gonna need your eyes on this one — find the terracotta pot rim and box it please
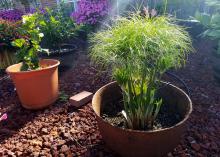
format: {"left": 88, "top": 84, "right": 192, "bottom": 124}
{"left": 92, "top": 81, "right": 193, "bottom": 134}
{"left": 6, "top": 59, "right": 60, "bottom": 74}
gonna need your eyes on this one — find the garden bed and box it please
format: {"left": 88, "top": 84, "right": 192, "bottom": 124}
{"left": 0, "top": 39, "right": 220, "bottom": 156}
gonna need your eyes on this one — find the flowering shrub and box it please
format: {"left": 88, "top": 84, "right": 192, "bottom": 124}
{"left": 29, "top": 7, "right": 46, "bottom": 14}
{"left": 0, "top": 19, "right": 24, "bottom": 49}
{"left": 71, "top": 0, "right": 110, "bottom": 25}
{"left": 33, "top": 7, "right": 79, "bottom": 50}
{"left": 0, "top": 9, "right": 24, "bottom": 21}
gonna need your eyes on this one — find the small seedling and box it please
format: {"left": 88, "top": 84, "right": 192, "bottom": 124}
{"left": 59, "top": 91, "right": 69, "bottom": 102}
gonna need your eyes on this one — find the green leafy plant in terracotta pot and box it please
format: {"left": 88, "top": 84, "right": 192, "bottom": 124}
{"left": 6, "top": 13, "right": 60, "bottom": 110}
{"left": 0, "top": 19, "right": 22, "bottom": 70}
{"left": 90, "top": 10, "right": 193, "bottom": 157}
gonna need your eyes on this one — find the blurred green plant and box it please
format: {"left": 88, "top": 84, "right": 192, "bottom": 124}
{"left": 59, "top": 91, "right": 69, "bottom": 102}
{"left": 19, "top": 0, "right": 39, "bottom": 12}
{"left": 58, "top": 0, "right": 74, "bottom": 17}
{"left": 11, "top": 13, "right": 46, "bottom": 71}
{"left": 194, "top": 0, "right": 220, "bottom": 54}
{"left": 36, "top": 7, "right": 80, "bottom": 50}
{"left": 0, "top": 0, "right": 14, "bottom": 9}
{"left": 90, "top": 12, "right": 193, "bottom": 130}
{"left": 0, "top": 19, "right": 23, "bottom": 69}
{"left": 120, "top": 0, "right": 202, "bottom": 18}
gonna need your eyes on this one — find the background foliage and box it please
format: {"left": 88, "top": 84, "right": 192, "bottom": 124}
{"left": 194, "top": 0, "right": 220, "bottom": 54}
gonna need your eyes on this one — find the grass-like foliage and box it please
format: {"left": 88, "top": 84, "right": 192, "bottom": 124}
{"left": 90, "top": 13, "right": 193, "bottom": 130}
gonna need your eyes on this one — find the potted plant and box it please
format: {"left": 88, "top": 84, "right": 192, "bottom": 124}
{"left": 35, "top": 6, "right": 80, "bottom": 71}
{"left": 90, "top": 10, "right": 193, "bottom": 157}
{"left": 6, "top": 13, "right": 60, "bottom": 110}
{"left": 0, "top": 19, "right": 21, "bottom": 70}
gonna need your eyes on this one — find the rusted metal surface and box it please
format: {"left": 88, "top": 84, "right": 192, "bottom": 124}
{"left": 92, "top": 81, "right": 192, "bottom": 157}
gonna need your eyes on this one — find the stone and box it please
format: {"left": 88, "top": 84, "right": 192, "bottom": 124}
{"left": 43, "top": 148, "right": 51, "bottom": 152}
{"left": 7, "top": 150, "right": 16, "bottom": 157}
{"left": 43, "top": 142, "right": 51, "bottom": 148}
{"left": 74, "top": 83, "right": 81, "bottom": 87}
{"left": 59, "top": 153, "right": 65, "bottom": 157}
{"left": 41, "top": 128, "right": 48, "bottom": 134}
{"left": 59, "top": 127, "right": 65, "bottom": 133}
{"left": 0, "top": 150, "right": 4, "bottom": 156}
{"left": 62, "top": 132, "right": 71, "bottom": 139}
{"left": 60, "top": 145, "right": 69, "bottom": 153}
{"left": 187, "top": 136, "right": 194, "bottom": 142}
{"left": 191, "top": 142, "right": 200, "bottom": 151}
{"left": 57, "top": 140, "right": 66, "bottom": 146}
{"left": 180, "top": 152, "right": 189, "bottom": 157}
{"left": 30, "top": 140, "right": 43, "bottom": 147}
{"left": 211, "top": 142, "right": 218, "bottom": 151}
{"left": 50, "top": 130, "right": 58, "bottom": 137}
{"left": 15, "top": 151, "right": 22, "bottom": 156}
{"left": 51, "top": 149, "right": 58, "bottom": 157}
{"left": 197, "top": 153, "right": 205, "bottom": 157}
{"left": 167, "top": 152, "right": 173, "bottom": 157}
{"left": 19, "top": 132, "right": 25, "bottom": 136}
{"left": 32, "top": 151, "right": 40, "bottom": 157}
{"left": 42, "top": 135, "right": 49, "bottom": 142}
{"left": 65, "top": 150, "right": 73, "bottom": 157}
{"left": 26, "top": 134, "right": 32, "bottom": 139}
{"left": 69, "top": 91, "right": 93, "bottom": 107}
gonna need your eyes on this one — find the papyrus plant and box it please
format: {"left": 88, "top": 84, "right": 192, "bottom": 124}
{"left": 91, "top": 12, "right": 192, "bottom": 130}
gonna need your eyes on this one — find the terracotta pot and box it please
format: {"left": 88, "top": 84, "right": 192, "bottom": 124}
{"left": 92, "top": 82, "right": 192, "bottom": 157}
{"left": 6, "top": 59, "right": 60, "bottom": 110}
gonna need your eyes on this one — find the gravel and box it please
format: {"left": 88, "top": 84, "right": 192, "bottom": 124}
{"left": 0, "top": 39, "right": 219, "bottom": 156}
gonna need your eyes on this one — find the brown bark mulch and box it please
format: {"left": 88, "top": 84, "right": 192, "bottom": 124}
{"left": 0, "top": 38, "right": 219, "bottom": 157}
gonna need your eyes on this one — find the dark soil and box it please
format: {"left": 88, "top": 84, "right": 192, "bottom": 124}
{"left": 102, "top": 100, "right": 126, "bottom": 129}
{"left": 155, "top": 103, "right": 182, "bottom": 129}
{"left": 102, "top": 100, "right": 182, "bottom": 130}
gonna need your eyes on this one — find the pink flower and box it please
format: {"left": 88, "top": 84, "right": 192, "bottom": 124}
{"left": 0, "top": 113, "right": 7, "bottom": 121}
{"left": 151, "top": 9, "right": 157, "bottom": 17}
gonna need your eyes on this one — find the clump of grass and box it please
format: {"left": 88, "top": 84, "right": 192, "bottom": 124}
{"left": 90, "top": 12, "right": 193, "bottom": 130}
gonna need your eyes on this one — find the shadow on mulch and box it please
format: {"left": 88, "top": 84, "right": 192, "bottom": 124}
{"left": 0, "top": 78, "right": 40, "bottom": 144}
{"left": 0, "top": 38, "right": 88, "bottom": 144}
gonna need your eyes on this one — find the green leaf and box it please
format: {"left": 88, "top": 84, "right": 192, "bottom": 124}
{"left": 195, "top": 11, "right": 212, "bottom": 27}
{"left": 39, "top": 20, "right": 46, "bottom": 26}
{"left": 11, "top": 38, "right": 26, "bottom": 48}
{"left": 202, "top": 29, "right": 220, "bottom": 39}
{"left": 210, "top": 13, "right": 220, "bottom": 25}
